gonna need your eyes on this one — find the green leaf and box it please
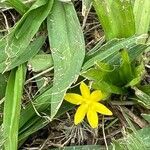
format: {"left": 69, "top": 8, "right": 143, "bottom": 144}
{"left": 85, "top": 63, "right": 124, "bottom": 94}
{"left": 2, "top": 0, "right": 28, "bottom": 15}
{"left": 47, "top": 1, "right": 85, "bottom": 118}
{"left": 19, "top": 86, "right": 52, "bottom": 130}
{"left": 28, "top": 54, "right": 53, "bottom": 72}
{"left": 83, "top": 62, "right": 121, "bottom": 85}
{"left": 19, "top": 100, "right": 74, "bottom": 143}
{"left": 0, "top": 0, "right": 54, "bottom": 73}
{"left": 82, "top": 35, "right": 147, "bottom": 71}
{"left": 93, "top": 80, "right": 124, "bottom": 94}
{"left": 119, "top": 49, "right": 133, "bottom": 84}
{"left": 134, "top": 0, "right": 150, "bottom": 34}
{"left": 0, "top": 74, "right": 7, "bottom": 99}
{"left": 51, "top": 145, "right": 105, "bottom": 150}
{"left": 3, "top": 64, "right": 26, "bottom": 150}
{"left": 126, "top": 63, "right": 145, "bottom": 87}
{"left": 0, "top": 126, "right": 5, "bottom": 149}
{"left": 83, "top": 49, "right": 146, "bottom": 94}
{"left": 138, "top": 85, "right": 150, "bottom": 96}
{"left": 112, "top": 127, "right": 150, "bottom": 150}
{"left": 0, "top": 35, "right": 46, "bottom": 72}
{"left": 92, "top": 0, "right": 135, "bottom": 40}
{"left": 108, "top": 44, "right": 149, "bottom": 65}
{"left": 133, "top": 87, "right": 150, "bottom": 109}
{"left": 19, "top": 117, "right": 48, "bottom": 142}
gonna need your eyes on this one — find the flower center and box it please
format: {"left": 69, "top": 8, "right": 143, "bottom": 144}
{"left": 83, "top": 98, "right": 93, "bottom": 105}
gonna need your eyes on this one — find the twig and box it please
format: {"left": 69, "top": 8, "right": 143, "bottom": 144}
{"left": 102, "top": 116, "right": 108, "bottom": 150}
{"left": 121, "top": 106, "right": 148, "bottom": 128}
{"left": 110, "top": 101, "right": 135, "bottom": 106}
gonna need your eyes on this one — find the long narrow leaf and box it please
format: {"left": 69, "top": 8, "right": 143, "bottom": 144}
{"left": 134, "top": 0, "right": 150, "bottom": 34}
{"left": 2, "top": 0, "right": 28, "bottom": 15}
{"left": 92, "top": 0, "right": 135, "bottom": 40}
{"left": 3, "top": 64, "right": 26, "bottom": 150}
{"left": 47, "top": 1, "right": 85, "bottom": 119}
{"left": 82, "top": 35, "right": 147, "bottom": 71}
{"left": 0, "top": 0, "right": 54, "bottom": 73}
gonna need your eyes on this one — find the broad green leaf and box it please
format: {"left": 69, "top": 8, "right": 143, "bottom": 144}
{"left": 82, "top": 68, "right": 104, "bottom": 81}
{"left": 92, "top": 0, "right": 135, "bottom": 40}
{"left": 84, "top": 62, "right": 125, "bottom": 95}
{"left": 82, "top": 35, "right": 147, "bottom": 71}
{"left": 134, "top": 0, "right": 150, "bottom": 34}
{"left": 126, "top": 63, "right": 145, "bottom": 87}
{"left": 83, "top": 62, "right": 122, "bottom": 86}
{"left": 3, "top": 64, "right": 26, "bottom": 150}
{"left": 93, "top": 80, "right": 124, "bottom": 94}
{"left": 0, "top": 35, "right": 46, "bottom": 72}
{"left": 0, "top": 0, "right": 54, "bottom": 73}
{"left": 83, "top": 49, "right": 145, "bottom": 94}
{"left": 28, "top": 54, "right": 53, "bottom": 72}
{"left": 47, "top": 1, "right": 85, "bottom": 118}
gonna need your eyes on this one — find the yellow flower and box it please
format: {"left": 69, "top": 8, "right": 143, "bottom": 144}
{"left": 64, "top": 82, "right": 113, "bottom": 128}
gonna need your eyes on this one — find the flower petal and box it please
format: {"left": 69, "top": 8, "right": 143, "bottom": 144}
{"left": 94, "top": 102, "right": 113, "bottom": 115}
{"left": 74, "top": 104, "right": 88, "bottom": 125}
{"left": 80, "top": 82, "right": 90, "bottom": 98}
{"left": 90, "top": 90, "right": 103, "bottom": 101}
{"left": 64, "top": 93, "right": 84, "bottom": 105}
{"left": 87, "top": 108, "right": 98, "bottom": 128}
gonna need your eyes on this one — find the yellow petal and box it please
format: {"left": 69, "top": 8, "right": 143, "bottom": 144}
{"left": 87, "top": 108, "right": 98, "bottom": 128}
{"left": 74, "top": 104, "right": 88, "bottom": 125}
{"left": 94, "top": 102, "right": 113, "bottom": 115}
{"left": 90, "top": 90, "right": 103, "bottom": 101}
{"left": 64, "top": 93, "right": 84, "bottom": 105}
{"left": 80, "top": 82, "right": 90, "bottom": 98}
